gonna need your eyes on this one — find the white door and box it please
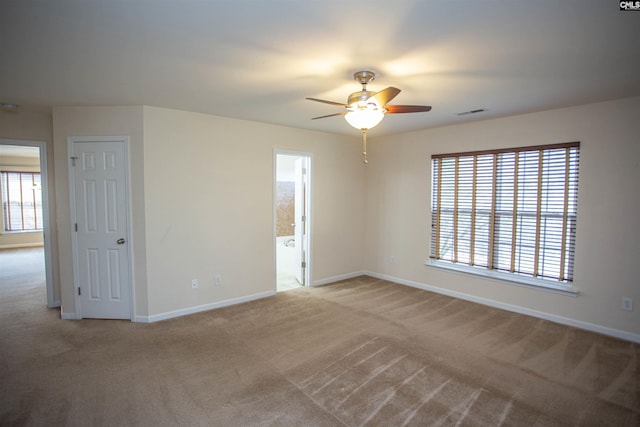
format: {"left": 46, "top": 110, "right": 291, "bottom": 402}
{"left": 294, "top": 158, "right": 306, "bottom": 285}
{"left": 70, "top": 137, "right": 131, "bottom": 319}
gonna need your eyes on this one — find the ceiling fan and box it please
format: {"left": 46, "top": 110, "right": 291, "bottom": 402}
{"left": 306, "top": 70, "right": 432, "bottom": 163}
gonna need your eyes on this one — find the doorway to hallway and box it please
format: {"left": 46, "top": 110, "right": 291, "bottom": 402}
{"left": 275, "top": 152, "right": 311, "bottom": 292}
{"left": 0, "top": 140, "right": 55, "bottom": 308}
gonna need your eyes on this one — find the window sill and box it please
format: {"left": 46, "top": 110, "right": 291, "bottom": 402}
{"left": 425, "top": 259, "right": 579, "bottom": 297}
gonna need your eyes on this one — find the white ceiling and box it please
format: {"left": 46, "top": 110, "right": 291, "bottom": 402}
{"left": 1, "top": 0, "right": 639, "bottom": 137}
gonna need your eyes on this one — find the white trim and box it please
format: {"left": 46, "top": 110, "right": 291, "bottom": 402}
{"left": 312, "top": 271, "right": 365, "bottom": 287}
{"left": 60, "top": 310, "right": 80, "bottom": 320}
{"left": 67, "top": 138, "right": 81, "bottom": 317}
{"left": 134, "top": 290, "right": 275, "bottom": 323}
{"left": 273, "top": 149, "right": 313, "bottom": 290}
{"left": 426, "top": 259, "right": 579, "bottom": 297}
{"left": 39, "top": 141, "right": 56, "bottom": 308}
{"left": 366, "top": 271, "right": 640, "bottom": 344}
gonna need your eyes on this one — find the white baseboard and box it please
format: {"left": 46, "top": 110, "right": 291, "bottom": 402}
{"left": 366, "top": 271, "right": 640, "bottom": 344}
{"left": 60, "top": 311, "right": 79, "bottom": 320}
{"left": 311, "top": 271, "right": 366, "bottom": 287}
{"left": 134, "top": 290, "right": 276, "bottom": 323}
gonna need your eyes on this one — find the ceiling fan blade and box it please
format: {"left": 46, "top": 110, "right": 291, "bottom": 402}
{"left": 385, "top": 105, "right": 432, "bottom": 114}
{"left": 311, "top": 112, "right": 347, "bottom": 120}
{"left": 371, "top": 87, "right": 401, "bottom": 106}
{"left": 306, "top": 97, "right": 347, "bottom": 107}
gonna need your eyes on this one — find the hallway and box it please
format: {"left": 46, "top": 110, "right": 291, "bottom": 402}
{"left": 0, "top": 247, "right": 47, "bottom": 315}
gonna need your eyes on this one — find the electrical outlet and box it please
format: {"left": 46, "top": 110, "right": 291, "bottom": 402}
{"left": 191, "top": 279, "right": 198, "bottom": 289}
{"left": 621, "top": 297, "right": 633, "bottom": 312}
{"left": 214, "top": 275, "right": 222, "bottom": 286}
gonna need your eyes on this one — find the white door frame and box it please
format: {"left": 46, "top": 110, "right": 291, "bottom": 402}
{"left": 68, "top": 136, "right": 134, "bottom": 320}
{"left": 0, "top": 138, "right": 56, "bottom": 307}
{"left": 293, "top": 157, "right": 306, "bottom": 284}
{"left": 274, "top": 149, "right": 312, "bottom": 289}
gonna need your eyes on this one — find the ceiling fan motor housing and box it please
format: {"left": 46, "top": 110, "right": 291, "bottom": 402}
{"left": 348, "top": 71, "right": 383, "bottom": 111}
{"left": 348, "top": 91, "right": 378, "bottom": 108}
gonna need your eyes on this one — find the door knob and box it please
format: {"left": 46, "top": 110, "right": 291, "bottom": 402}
{"left": 117, "top": 238, "right": 126, "bottom": 245}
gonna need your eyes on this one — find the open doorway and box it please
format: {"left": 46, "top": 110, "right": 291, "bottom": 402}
{"left": 275, "top": 152, "right": 311, "bottom": 292}
{"left": 0, "top": 139, "right": 55, "bottom": 308}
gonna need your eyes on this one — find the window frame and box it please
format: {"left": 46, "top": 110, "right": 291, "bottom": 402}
{"left": 427, "top": 142, "right": 580, "bottom": 295}
{"left": 1, "top": 170, "right": 44, "bottom": 233}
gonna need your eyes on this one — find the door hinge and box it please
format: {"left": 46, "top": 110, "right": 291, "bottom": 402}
{"left": 302, "top": 167, "right": 307, "bottom": 175}
{"left": 78, "top": 287, "right": 81, "bottom": 296}
{"left": 74, "top": 223, "right": 78, "bottom": 232}
{"left": 70, "top": 156, "right": 78, "bottom": 167}
{"left": 301, "top": 215, "right": 306, "bottom": 222}
{"left": 301, "top": 261, "right": 306, "bottom": 269}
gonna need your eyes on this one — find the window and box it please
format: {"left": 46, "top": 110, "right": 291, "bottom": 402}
{"left": 430, "top": 142, "right": 580, "bottom": 285}
{"left": 1, "top": 171, "right": 43, "bottom": 232}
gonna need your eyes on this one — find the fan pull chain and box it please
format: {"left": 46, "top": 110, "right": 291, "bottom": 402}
{"left": 362, "top": 129, "right": 368, "bottom": 164}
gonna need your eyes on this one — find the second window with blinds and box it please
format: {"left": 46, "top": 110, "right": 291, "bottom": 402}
{"left": 428, "top": 142, "right": 580, "bottom": 292}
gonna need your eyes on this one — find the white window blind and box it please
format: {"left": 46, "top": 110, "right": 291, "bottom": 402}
{"left": 430, "top": 142, "right": 580, "bottom": 283}
{"left": 1, "top": 171, "right": 43, "bottom": 232}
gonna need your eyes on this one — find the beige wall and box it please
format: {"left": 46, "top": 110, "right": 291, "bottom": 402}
{"left": 52, "top": 106, "right": 147, "bottom": 318}
{"left": 142, "top": 106, "right": 365, "bottom": 316}
{"left": 48, "top": 99, "right": 639, "bottom": 339}
{"left": 365, "top": 97, "right": 640, "bottom": 338}
{"left": 0, "top": 110, "right": 52, "bottom": 141}
{"left": 51, "top": 105, "right": 364, "bottom": 319}
{"left": 0, "top": 109, "right": 60, "bottom": 303}
{"left": 0, "top": 231, "right": 43, "bottom": 248}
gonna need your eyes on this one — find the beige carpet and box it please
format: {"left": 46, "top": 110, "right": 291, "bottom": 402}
{"left": 1, "top": 249, "right": 638, "bottom": 426}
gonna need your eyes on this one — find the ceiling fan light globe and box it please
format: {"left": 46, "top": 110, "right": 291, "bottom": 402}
{"left": 345, "top": 109, "right": 384, "bottom": 130}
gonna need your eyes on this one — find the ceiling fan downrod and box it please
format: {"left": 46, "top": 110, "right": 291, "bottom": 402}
{"left": 362, "top": 129, "right": 368, "bottom": 164}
